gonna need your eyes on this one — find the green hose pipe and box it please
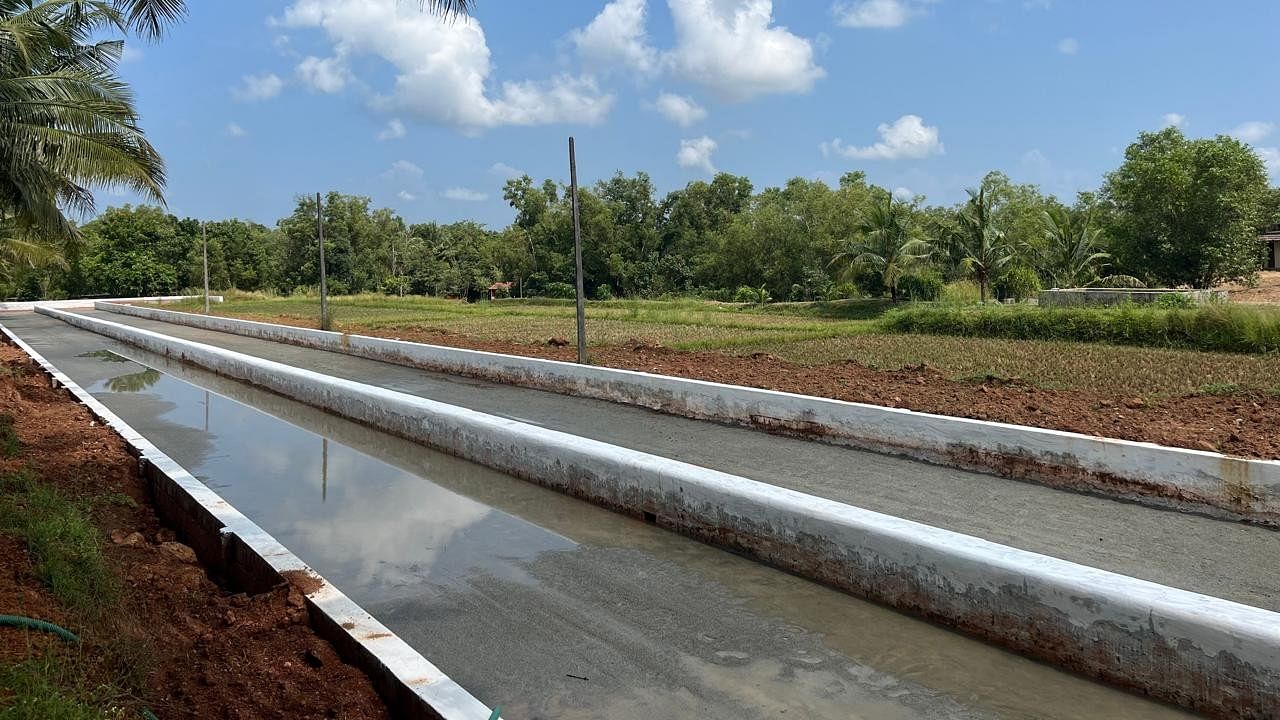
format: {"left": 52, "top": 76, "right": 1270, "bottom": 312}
{"left": 0, "top": 614, "right": 80, "bottom": 643}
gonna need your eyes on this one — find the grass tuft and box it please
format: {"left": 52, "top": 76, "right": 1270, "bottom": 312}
{"left": 0, "top": 472, "right": 117, "bottom": 615}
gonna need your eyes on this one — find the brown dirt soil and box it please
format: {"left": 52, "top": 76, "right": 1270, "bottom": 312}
{"left": 326, "top": 322, "right": 1280, "bottom": 461}
{"left": 1222, "top": 270, "right": 1280, "bottom": 303}
{"left": 0, "top": 343, "right": 389, "bottom": 719}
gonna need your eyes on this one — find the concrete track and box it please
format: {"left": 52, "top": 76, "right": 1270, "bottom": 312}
{"left": 3, "top": 311, "right": 1198, "bottom": 719}
{"left": 24, "top": 309, "right": 1280, "bottom": 612}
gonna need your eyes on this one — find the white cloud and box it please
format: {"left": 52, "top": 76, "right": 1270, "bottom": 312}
{"left": 821, "top": 114, "right": 942, "bottom": 160}
{"left": 1257, "top": 147, "right": 1280, "bottom": 178}
{"left": 385, "top": 159, "right": 423, "bottom": 178}
{"left": 677, "top": 136, "right": 717, "bottom": 174}
{"left": 1162, "top": 112, "right": 1187, "bottom": 129}
{"left": 232, "top": 73, "right": 283, "bottom": 101}
{"left": 297, "top": 54, "right": 349, "bottom": 93}
{"left": 443, "top": 187, "right": 488, "bottom": 201}
{"left": 281, "top": 0, "right": 613, "bottom": 130}
{"left": 892, "top": 186, "right": 914, "bottom": 200}
{"left": 652, "top": 93, "right": 707, "bottom": 127}
{"left": 1056, "top": 37, "right": 1078, "bottom": 55}
{"left": 225, "top": 122, "right": 248, "bottom": 138}
{"left": 571, "top": 0, "right": 658, "bottom": 75}
{"left": 490, "top": 162, "right": 525, "bottom": 179}
{"left": 666, "top": 0, "right": 824, "bottom": 102}
{"left": 378, "top": 118, "right": 407, "bottom": 140}
{"left": 833, "top": 0, "right": 917, "bottom": 29}
{"left": 397, "top": 190, "right": 417, "bottom": 201}
{"left": 1231, "top": 121, "right": 1275, "bottom": 144}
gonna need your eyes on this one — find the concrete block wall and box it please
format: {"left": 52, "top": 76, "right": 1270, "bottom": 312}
{"left": 96, "top": 302, "right": 1280, "bottom": 525}
{"left": 1, "top": 318, "right": 491, "bottom": 720}
{"left": 46, "top": 306, "right": 1280, "bottom": 719}
{"left": 1039, "top": 288, "right": 1227, "bottom": 306}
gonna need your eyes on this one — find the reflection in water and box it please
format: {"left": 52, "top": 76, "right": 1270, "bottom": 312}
{"left": 105, "top": 368, "right": 161, "bottom": 392}
{"left": 77, "top": 349, "right": 132, "bottom": 362}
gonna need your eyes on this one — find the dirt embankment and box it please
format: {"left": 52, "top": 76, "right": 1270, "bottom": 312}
{"left": 340, "top": 323, "right": 1280, "bottom": 461}
{"left": 0, "top": 343, "right": 388, "bottom": 719}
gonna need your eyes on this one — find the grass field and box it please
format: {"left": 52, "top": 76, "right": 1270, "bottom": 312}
{"left": 166, "top": 293, "right": 1280, "bottom": 397}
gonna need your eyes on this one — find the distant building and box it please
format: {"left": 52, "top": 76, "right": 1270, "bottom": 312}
{"left": 488, "top": 281, "right": 514, "bottom": 300}
{"left": 1264, "top": 223, "right": 1280, "bottom": 271}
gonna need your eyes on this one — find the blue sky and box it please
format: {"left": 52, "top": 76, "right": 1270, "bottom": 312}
{"left": 109, "top": 0, "right": 1279, "bottom": 228}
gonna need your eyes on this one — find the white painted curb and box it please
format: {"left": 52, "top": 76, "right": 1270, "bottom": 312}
{"left": 45, "top": 305, "right": 1280, "bottom": 719}
{"left": 0, "top": 295, "right": 221, "bottom": 313}
{"left": 94, "top": 301, "right": 1280, "bottom": 525}
{"left": 1, "top": 318, "right": 491, "bottom": 720}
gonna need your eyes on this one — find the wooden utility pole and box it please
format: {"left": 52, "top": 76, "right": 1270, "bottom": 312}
{"left": 316, "top": 192, "right": 330, "bottom": 331}
{"left": 569, "top": 136, "right": 587, "bottom": 364}
{"left": 201, "top": 222, "right": 210, "bottom": 314}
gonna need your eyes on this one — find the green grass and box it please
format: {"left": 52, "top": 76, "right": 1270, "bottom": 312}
{"left": 0, "top": 655, "right": 130, "bottom": 720}
{"left": 0, "top": 413, "right": 18, "bottom": 458}
{"left": 879, "top": 302, "right": 1280, "bottom": 354}
{"left": 0, "top": 472, "right": 116, "bottom": 616}
{"left": 161, "top": 293, "right": 1280, "bottom": 397}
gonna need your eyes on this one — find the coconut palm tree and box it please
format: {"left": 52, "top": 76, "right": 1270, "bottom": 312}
{"left": 951, "top": 186, "right": 1015, "bottom": 303}
{"left": 831, "top": 196, "right": 931, "bottom": 300}
{"left": 1029, "top": 206, "right": 1110, "bottom": 288}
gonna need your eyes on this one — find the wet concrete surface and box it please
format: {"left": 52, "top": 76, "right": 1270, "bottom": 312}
{"left": 31, "top": 308, "right": 1280, "bottom": 614}
{"left": 3, "top": 312, "right": 1198, "bottom": 719}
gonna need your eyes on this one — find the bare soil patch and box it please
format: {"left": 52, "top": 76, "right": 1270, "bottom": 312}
{"left": 0, "top": 343, "right": 388, "bottom": 719}
{"left": 1222, "top": 271, "right": 1280, "bottom": 304}
{"left": 339, "top": 323, "right": 1280, "bottom": 461}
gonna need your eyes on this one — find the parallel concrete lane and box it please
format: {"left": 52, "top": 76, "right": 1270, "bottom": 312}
{"left": 30, "top": 309, "right": 1280, "bottom": 614}
{"left": 3, "top": 312, "right": 1193, "bottom": 720}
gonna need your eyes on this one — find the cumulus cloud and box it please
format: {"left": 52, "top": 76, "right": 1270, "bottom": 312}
{"left": 665, "top": 0, "right": 824, "bottom": 101}
{"left": 397, "top": 190, "right": 417, "bottom": 201}
{"left": 1162, "top": 112, "right": 1187, "bottom": 129}
{"left": 1231, "top": 121, "right": 1275, "bottom": 144}
{"left": 385, "top": 159, "right": 423, "bottom": 178}
{"left": 892, "top": 186, "right": 914, "bottom": 200}
{"left": 821, "top": 114, "right": 942, "bottom": 160}
{"left": 677, "top": 136, "right": 717, "bottom": 174}
{"left": 232, "top": 73, "right": 283, "bottom": 101}
{"left": 652, "top": 93, "right": 707, "bottom": 127}
{"left": 490, "top": 162, "right": 525, "bottom": 179}
{"left": 225, "top": 122, "right": 248, "bottom": 138}
{"left": 571, "top": 0, "right": 658, "bottom": 75}
{"left": 280, "top": 0, "right": 613, "bottom": 130}
{"left": 832, "top": 0, "right": 918, "bottom": 29}
{"left": 1056, "top": 37, "right": 1078, "bottom": 55}
{"left": 443, "top": 187, "right": 488, "bottom": 201}
{"left": 378, "top": 118, "right": 406, "bottom": 140}
{"left": 297, "top": 54, "right": 349, "bottom": 93}
{"left": 1257, "top": 147, "right": 1280, "bottom": 179}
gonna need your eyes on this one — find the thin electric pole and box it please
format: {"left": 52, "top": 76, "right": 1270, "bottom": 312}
{"left": 201, "top": 222, "right": 210, "bottom": 314}
{"left": 569, "top": 136, "right": 587, "bottom": 364}
{"left": 316, "top": 192, "right": 330, "bottom": 331}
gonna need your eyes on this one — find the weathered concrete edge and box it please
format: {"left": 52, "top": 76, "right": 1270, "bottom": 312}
{"left": 0, "top": 295, "right": 222, "bottom": 313}
{"left": 52, "top": 306, "right": 1280, "bottom": 719}
{"left": 96, "top": 301, "right": 1280, "bottom": 524}
{"left": 0, "top": 319, "right": 491, "bottom": 720}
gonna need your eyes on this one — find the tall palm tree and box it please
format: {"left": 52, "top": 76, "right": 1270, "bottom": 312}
{"left": 951, "top": 186, "right": 1015, "bottom": 303}
{"left": 830, "top": 196, "right": 931, "bottom": 300}
{"left": 1029, "top": 206, "right": 1110, "bottom": 288}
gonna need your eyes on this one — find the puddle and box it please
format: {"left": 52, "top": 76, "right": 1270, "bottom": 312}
{"left": 77, "top": 349, "right": 132, "bottom": 362}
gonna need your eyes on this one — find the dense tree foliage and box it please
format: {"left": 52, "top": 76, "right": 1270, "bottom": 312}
{"left": 1102, "top": 128, "right": 1270, "bottom": 288}
{"left": 4, "top": 128, "right": 1277, "bottom": 302}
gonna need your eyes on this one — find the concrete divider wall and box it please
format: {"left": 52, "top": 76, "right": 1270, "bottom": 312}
{"left": 95, "top": 301, "right": 1280, "bottom": 525}
{"left": 0, "top": 295, "right": 222, "bottom": 313}
{"left": 1, "top": 319, "right": 491, "bottom": 720}
{"left": 47, "top": 305, "right": 1280, "bottom": 719}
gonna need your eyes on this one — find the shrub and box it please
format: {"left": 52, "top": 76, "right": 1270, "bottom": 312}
{"left": 1153, "top": 293, "right": 1195, "bottom": 309}
{"left": 898, "top": 269, "right": 944, "bottom": 301}
{"left": 993, "top": 266, "right": 1042, "bottom": 302}
{"left": 878, "top": 302, "right": 1280, "bottom": 354}
{"left": 940, "top": 280, "right": 982, "bottom": 305}
{"left": 542, "top": 281, "right": 577, "bottom": 299}
{"left": 594, "top": 284, "right": 614, "bottom": 301}
{"left": 733, "top": 286, "right": 759, "bottom": 303}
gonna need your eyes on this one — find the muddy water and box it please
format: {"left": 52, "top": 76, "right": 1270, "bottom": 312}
{"left": 11, "top": 315, "right": 1193, "bottom": 720}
